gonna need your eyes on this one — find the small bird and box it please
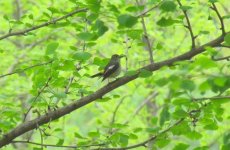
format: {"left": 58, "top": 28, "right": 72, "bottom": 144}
{"left": 91, "top": 54, "right": 125, "bottom": 81}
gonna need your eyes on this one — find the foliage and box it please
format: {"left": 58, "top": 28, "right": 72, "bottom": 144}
{"left": 0, "top": 0, "right": 229, "bottom": 149}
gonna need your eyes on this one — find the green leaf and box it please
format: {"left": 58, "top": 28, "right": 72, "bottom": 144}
{"left": 86, "top": 0, "right": 101, "bottom": 12}
{"left": 209, "top": 0, "right": 218, "bottom": 3}
{"left": 224, "top": 33, "right": 230, "bottom": 45}
{"left": 194, "top": 55, "right": 217, "bottom": 69}
{"left": 214, "top": 77, "right": 227, "bottom": 87}
{"left": 127, "top": 29, "right": 142, "bottom": 39}
{"left": 146, "top": 127, "right": 160, "bottom": 134}
{"left": 159, "top": 105, "right": 170, "bottom": 126}
{"left": 157, "top": 17, "right": 179, "bottom": 27}
{"left": 56, "top": 139, "right": 64, "bottom": 146}
{"left": 223, "top": 15, "right": 230, "bottom": 19}
{"left": 172, "top": 107, "right": 187, "bottom": 119}
{"left": 180, "top": 6, "right": 192, "bottom": 11}
{"left": 48, "top": 7, "right": 60, "bottom": 14}
{"left": 74, "top": 132, "right": 85, "bottom": 139}
{"left": 160, "top": 1, "right": 177, "bottom": 12}
{"left": 119, "top": 133, "right": 129, "bottom": 146}
{"left": 46, "top": 42, "right": 59, "bottom": 55}
{"left": 223, "top": 132, "right": 230, "bottom": 144}
{"left": 193, "top": 146, "right": 209, "bottom": 150}
{"left": 173, "top": 143, "right": 189, "bottom": 150}
{"left": 28, "top": 14, "right": 34, "bottom": 20}
{"left": 156, "top": 139, "right": 170, "bottom": 148}
{"left": 88, "top": 131, "right": 100, "bottom": 138}
{"left": 59, "top": 60, "right": 75, "bottom": 71}
{"left": 73, "top": 52, "right": 92, "bottom": 61}
{"left": 111, "top": 123, "right": 128, "bottom": 129}
{"left": 172, "top": 97, "right": 190, "bottom": 106}
{"left": 139, "top": 69, "right": 152, "bottom": 78}
{"left": 53, "top": 92, "right": 67, "bottom": 99}
{"left": 97, "top": 97, "right": 111, "bottom": 102}
{"left": 126, "top": 6, "right": 144, "bottom": 12}
{"left": 125, "top": 70, "right": 138, "bottom": 76}
{"left": 180, "top": 80, "right": 196, "bottom": 91}
{"left": 93, "top": 57, "right": 108, "bottom": 67}
{"left": 3, "top": 15, "right": 9, "bottom": 20}
{"left": 117, "top": 14, "right": 138, "bottom": 28}
{"left": 77, "top": 32, "right": 95, "bottom": 41}
{"left": 185, "top": 131, "right": 202, "bottom": 140}
{"left": 222, "top": 144, "right": 230, "bottom": 150}
{"left": 94, "top": 20, "right": 108, "bottom": 36}
{"left": 171, "top": 122, "right": 191, "bottom": 136}
{"left": 129, "top": 133, "right": 138, "bottom": 139}
{"left": 204, "top": 123, "right": 218, "bottom": 130}
{"left": 199, "top": 81, "right": 211, "bottom": 93}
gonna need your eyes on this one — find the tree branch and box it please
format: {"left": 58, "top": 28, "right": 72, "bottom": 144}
{"left": 177, "top": 0, "right": 197, "bottom": 49}
{"left": 0, "top": 32, "right": 227, "bottom": 148}
{"left": 0, "top": 8, "right": 87, "bottom": 40}
{"left": 210, "top": 3, "right": 226, "bottom": 35}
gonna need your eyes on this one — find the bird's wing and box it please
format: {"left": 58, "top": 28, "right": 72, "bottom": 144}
{"left": 102, "top": 62, "right": 119, "bottom": 80}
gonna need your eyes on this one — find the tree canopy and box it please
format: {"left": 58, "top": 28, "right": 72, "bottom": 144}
{"left": 0, "top": 0, "right": 230, "bottom": 149}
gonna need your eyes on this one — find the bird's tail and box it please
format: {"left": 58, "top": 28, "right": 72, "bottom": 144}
{"left": 91, "top": 72, "right": 103, "bottom": 78}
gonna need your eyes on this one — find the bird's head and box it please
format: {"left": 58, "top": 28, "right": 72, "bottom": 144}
{"left": 110, "top": 54, "right": 126, "bottom": 63}
{"left": 111, "top": 54, "right": 126, "bottom": 59}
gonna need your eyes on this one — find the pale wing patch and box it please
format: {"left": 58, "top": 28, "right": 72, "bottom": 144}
{"left": 104, "top": 65, "right": 115, "bottom": 74}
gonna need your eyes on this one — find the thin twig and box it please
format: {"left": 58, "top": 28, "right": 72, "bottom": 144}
{"left": 177, "top": 0, "right": 197, "bottom": 49}
{"left": 137, "top": 2, "right": 161, "bottom": 17}
{"left": 136, "top": 0, "right": 154, "bottom": 63}
{"left": 124, "top": 92, "right": 158, "bottom": 125}
{"left": 0, "top": 8, "right": 87, "bottom": 40}
{"left": 65, "top": 76, "right": 75, "bottom": 94}
{"left": 193, "top": 95, "right": 230, "bottom": 101}
{"left": 219, "top": 45, "right": 230, "bottom": 48}
{"left": 23, "top": 77, "right": 52, "bottom": 122}
{"left": 12, "top": 140, "right": 105, "bottom": 149}
{"left": 0, "top": 60, "right": 53, "bottom": 78}
{"left": 212, "top": 55, "right": 230, "bottom": 61}
{"left": 38, "top": 128, "right": 44, "bottom": 149}
{"left": 108, "top": 96, "right": 127, "bottom": 134}
{"left": 210, "top": 3, "right": 226, "bottom": 35}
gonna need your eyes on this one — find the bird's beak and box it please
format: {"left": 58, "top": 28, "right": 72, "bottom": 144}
{"left": 119, "top": 54, "right": 126, "bottom": 58}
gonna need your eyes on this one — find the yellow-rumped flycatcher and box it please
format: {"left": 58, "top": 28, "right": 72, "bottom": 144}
{"left": 91, "top": 54, "right": 125, "bottom": 81}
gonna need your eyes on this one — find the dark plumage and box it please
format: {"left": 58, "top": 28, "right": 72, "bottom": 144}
{"left": 91, "top": 54, "right": 125, "bottom": 81}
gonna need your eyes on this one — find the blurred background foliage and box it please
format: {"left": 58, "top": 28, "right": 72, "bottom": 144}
{"left": 0, "top": 0, "right": 230, "bottom": 149}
